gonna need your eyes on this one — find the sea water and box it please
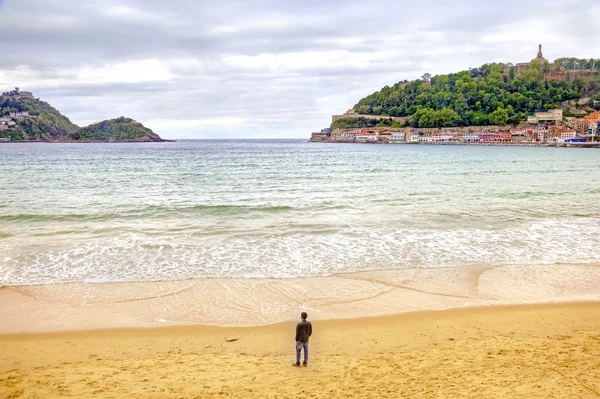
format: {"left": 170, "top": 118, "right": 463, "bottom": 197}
{"left": 1, "top": 140, "right": 600, "bottom": 287}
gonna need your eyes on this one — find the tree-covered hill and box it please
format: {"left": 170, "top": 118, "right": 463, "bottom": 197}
{"left": 67, "top": 117, "right": 165, "bottom": 142}
{"left": 0, "top": 95, "right": 79, "bottom": 140}
{"left": 353, "top": 60, "right": 600, "bottom": 128}
{"left": 0, "top": 94, "right": 168, "bottom": 142}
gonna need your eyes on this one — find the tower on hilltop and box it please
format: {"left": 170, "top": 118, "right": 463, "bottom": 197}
{"left": 535, "top": 44, "right": 547, "bottom": 62}
{"left": 516, "top": 44, "right": 548, "bottom": 73}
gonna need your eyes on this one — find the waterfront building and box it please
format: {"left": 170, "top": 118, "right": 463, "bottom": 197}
{"left": 430, "top": 133, "right": 454, "bottom": 142}
{"left": 336, "top": 129, "right": 359, "bottom": 138}
{"left": 585, "top": 112, "right": 600, "bottom": 137}
{"left": 408, "top": 133, "right": 420, "bottom": 142}
{"left": 548, "top": 125, "right": 566, "bottom": 140}
{"left": 363, "top": 131, "right": 378, "bottom": 142}
{"left": 462, "top": 132, "right": 480, "bottom": 142}
{"left": 560, "top": 129, "right": 578, "bottom": 142}
{"left": 527, "top": 109, "right": 563, "bottom": 124}
{"left": 524, "top": 128, "right": 535, "bottom": 141}
{"left": 479, "top": 133, "right": 494, "bottom": 142}
{"left": 314, "top": 127, "right": 332, "bottom": 136}
{"left": 585, "top": 112, "right": 600, "bottom": 123}
{"left": 379, "top": 131, "right": 392, "bottom": 143}
{"left": 486, "top": 132, "right": 511, "bottom": 142}
{"left": 510, "top": 128, "right": 527, "bottom": 138}
{"left": 569, "top": 118, "right": 590, "bottom": 135}
{"left": 390, "top": 131, "right": 405, "bottom": 143}
{"left": 498, "top": 132, "right": 512, "bottom": 142}
{"left": 534, "top": 126, "right": 549, "bottom": 142}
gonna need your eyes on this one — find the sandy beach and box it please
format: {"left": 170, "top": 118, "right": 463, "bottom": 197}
{"left": 1, "top": 301, "right": 599, "bottom": 398}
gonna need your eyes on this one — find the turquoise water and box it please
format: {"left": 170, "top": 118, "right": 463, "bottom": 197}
{"left": 1, "top": 140, "right": 600, "bottom": 286}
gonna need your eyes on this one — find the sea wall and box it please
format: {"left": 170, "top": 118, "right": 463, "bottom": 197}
{"left": 331, "top": 113, "right": 409, "bottom": 124}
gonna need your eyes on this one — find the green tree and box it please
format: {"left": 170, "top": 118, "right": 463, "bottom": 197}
{"left": 356, "top": 105, "right": 370, "bottom": 114}
{"left": 489, "top": 106, "right": 509, "bottom": 125}
{"left": 436, "top": 108, "right": 460, "bottom": 127}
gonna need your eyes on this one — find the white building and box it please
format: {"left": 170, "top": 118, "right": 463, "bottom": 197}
{"left": 355, "top": 133, "right": 377, "bottom": 143}
{"left": 390, "top": 132, "right": 405, "bottom": 143}
{"left": 462, "top": 132, "right": 480, "bottom": 142}
{"left": 8, "top": 111, "right": 29, "bottom": 120}
{"left": 527, "top": 109, "right": 563, "bottom": 124}
{"left": 534, "top": 127, "right": 548, "bottom": 141}
{"left": 430, "top": 133, "right": 454, "bottom": 142}
{"left": 558, "top": 130, "right": 578, "bottom": 142}
{"left": 408, "top": 133, "right": 420, "bottom": 142}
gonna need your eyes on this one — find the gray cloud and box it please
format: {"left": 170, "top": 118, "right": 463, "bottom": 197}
{"left": 0, "top": 0, "right": 599, "bottom": 138}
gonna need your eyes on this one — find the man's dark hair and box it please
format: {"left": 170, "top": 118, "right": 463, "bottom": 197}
{"left": 301, "top": 312, "right": 308, "bottom": 320}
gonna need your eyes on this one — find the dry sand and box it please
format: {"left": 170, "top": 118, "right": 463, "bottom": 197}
{"left": 1, "top": 302, "right": 599, "bottom": 398}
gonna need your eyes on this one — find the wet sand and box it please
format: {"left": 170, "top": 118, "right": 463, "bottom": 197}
{"left": 1, "top": 302, "right": 599, "bottom": 398}
{"left": 2, "top": 263, "right": 600, "bottom": 333}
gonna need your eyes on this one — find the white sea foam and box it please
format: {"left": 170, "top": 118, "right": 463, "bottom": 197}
{"left": 2, "top": 218, "right": 600, "bottom": 286}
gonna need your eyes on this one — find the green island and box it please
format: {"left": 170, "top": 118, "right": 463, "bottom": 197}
{"left": 312, "top": 45, "right": 600, "bottom": 146}
{"left": 0, "top": 88, "right": 170, "bottom": 142}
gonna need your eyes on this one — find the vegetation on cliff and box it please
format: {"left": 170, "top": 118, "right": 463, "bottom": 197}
{"left": 66, "top": 117, "right": 164, "bottom": 142}
{"left": 353, "top": 60, "right": 600, "bottom": 128}
{"left": 0, "top": 96, "right": 79, "bottom": 140}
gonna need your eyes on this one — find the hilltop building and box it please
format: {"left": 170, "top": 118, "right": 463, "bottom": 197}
{"left": 516, "top": 44, "right": 548, "bottom": 73}
{"left": 2, "top": 87, "right": 34, "bottom": 99}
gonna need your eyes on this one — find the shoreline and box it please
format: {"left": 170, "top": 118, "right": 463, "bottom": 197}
{"left": 2, "top": 301, "right": 599, "bottom": 398}
{"left": 310, "top": 140, "right": 600, "bottom": 148}
{"left": 2, "top": 262, "right": 599, "bottom": 334}
{"left": 0, "top": 139, "right": 177, "bottom": 143}
{"left": 0, "top": 297, "right": 598, "bottom": 338}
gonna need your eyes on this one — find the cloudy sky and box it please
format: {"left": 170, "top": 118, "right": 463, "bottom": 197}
{"left": 0, "top": 0, "right": 599, "bottom": 138}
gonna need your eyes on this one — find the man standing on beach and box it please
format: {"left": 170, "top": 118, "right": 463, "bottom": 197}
{"left": 294, "top": 312, "right": 312, "bottom": 367}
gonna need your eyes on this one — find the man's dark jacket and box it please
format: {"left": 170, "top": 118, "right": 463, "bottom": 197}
{"left": 296, "top": 319, "right": 312, "bottom": 343}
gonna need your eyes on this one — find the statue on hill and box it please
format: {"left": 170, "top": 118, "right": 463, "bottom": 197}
{"left": 536, "top": 44, "right": 545, "bottom": 61}
{"left": 533, "top": 44, "right": 548, "bottom": 64}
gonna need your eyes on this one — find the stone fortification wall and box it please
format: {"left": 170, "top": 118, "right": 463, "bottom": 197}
{"left": 331, "top": 113, "right": 409, "bottom": 124}
{"left": 330, "top": 125, "right": 513, "bottom": 136}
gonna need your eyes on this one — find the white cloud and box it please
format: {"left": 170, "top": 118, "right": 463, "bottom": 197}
{"left": 1, "top": 0, "right": 599, "bottom": 138}
{"left": 75, "top": 59, "right": 174, "bottom": 84}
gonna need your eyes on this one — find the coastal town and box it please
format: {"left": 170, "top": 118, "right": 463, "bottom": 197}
{"left": 311, "top": 109, "right": 600, "bottom": 146}
{"left": 311, "top": 45, "right": 600, "bottom": 147}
